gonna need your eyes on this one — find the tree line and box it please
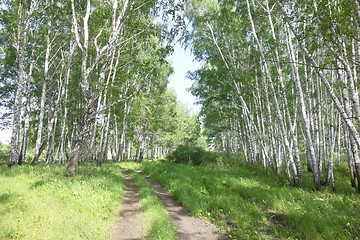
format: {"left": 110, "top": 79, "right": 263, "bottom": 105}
{"left": 186, "top": 0, "right": 360, "bottom": 192}
{"left": 0, "top": 0, "right": 199, "bottom": 175}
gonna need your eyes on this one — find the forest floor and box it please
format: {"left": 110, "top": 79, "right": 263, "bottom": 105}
{"left": 111, "top": 169, "right": 226, "bottom": 239}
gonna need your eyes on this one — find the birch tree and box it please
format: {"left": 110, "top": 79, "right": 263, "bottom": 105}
{"left": 5, "top": 0, "right": 38, "bottom": 167}
{"left": 186, "top": 0, "right": 360, "bottom": 191}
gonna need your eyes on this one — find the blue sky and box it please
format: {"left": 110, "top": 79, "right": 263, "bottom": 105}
{"left": 167, "top": 43, "right": 201, "bottom": 114}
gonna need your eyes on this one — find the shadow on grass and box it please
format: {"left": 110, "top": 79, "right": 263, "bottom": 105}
{"left": 0, "top": 193, "right": 12, "bottom": 203}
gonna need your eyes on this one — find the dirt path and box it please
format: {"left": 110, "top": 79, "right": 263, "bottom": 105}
{"left": 111, "top": 171, "right": 145, "bottom": 240}
{"left": 136, "top": 170, "right": 228, "bottom": 240}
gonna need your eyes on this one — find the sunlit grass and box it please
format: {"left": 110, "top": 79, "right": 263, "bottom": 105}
{"left": 141, "top": 159, "right": 360, "bottom": 239}
{"left": 1, "top": 155, "right": 359, "bottom": 239}
{"left": 0, "top": 162, "right": 125, "bottom": 239}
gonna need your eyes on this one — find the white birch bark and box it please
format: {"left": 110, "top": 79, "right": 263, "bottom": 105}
{"left": 18, "top": 47, "right": 35, "bottom": 165}
{"left": 8, "top": 1, "right": 32, "bottom": 167}
{"left": 276, "top": 0, "right": 360, "bottom": 148}
{"left": 59, "top": 40, "right": 75, "bottom": 164}
{"left": 326, "top": 97, "right": 336, "bottom": 190}
{"left": 245, "top": 0, "right": 299, "bottom": 184}
{"left": 65, "top": 0, "right": 135, "bottom": 175}
{"left": 31, "top": 20, "right": 51, "bottom": 165}
{"left": 277, "top": 0, "right": 360, "bottom": 190}
{"left": 65, "top": 0, "right": 93, "bottom": 175}
{"left": 118, "top": 99, "right": 133, "bottom": 162}
{"left": 135, "top": 116, "right": 146, "bottom": 163}
{"left": 283, "top": 22, "right": 322, "bottom": 189}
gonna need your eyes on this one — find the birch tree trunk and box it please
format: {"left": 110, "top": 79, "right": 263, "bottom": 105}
{"left": 32, "top": 16, "right": 54, "bottom": 166}
{"left": 135, "top": 122, "right": 145, "bottom": 163}
{"left": 18, "top": 47, "right": 35, "bottom": 165}
{"left": 65, "top": 0, "right": 94, "bottom": 176}
{"left": 246, "top": 0, "right": 299, "bottom": 184}
{"left": 9, "top": 1, "right": 33, "bottom": 168}
{"left": 117, "top": 99, "right": 132, "bottom": 162}
{"left": 277, "top": 0, "right": 360, "bottom": 148}
{"left": 326, "top": 99, "right": 336, "bottom": 190}
{"left": 65, "top": 0, "right": 132, "bottom": 175}
{"left": 283, "top": 22, "right": 321, "bottom": 189}
{"left": 31, "top": 76, "right": 47, "bottom": 165}
{"left": 59, "top": 40, "right": 75, "bottom": 164}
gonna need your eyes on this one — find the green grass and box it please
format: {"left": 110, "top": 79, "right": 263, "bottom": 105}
{"left": 0, "top": 162, "right": 125, "bottom": 239}
{"left": 126, "top": 168, "right": 177, "bottom": 239}
{"left": 141, "top": 159, "right": 360, "bottom": 240}
{"left": 1, "top": 155, "right": 359, "bottom": 239}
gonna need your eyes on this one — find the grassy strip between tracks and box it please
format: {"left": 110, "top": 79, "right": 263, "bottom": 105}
{"left": 125, "top": 165, "right": 176, "bottom": 239}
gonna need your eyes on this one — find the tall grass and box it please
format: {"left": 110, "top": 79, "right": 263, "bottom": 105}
{"left": 141, "top": 159, "right": 360, "bottom": 239}
{"left": 0, "top": 162, "right": 125, "bottom": 239}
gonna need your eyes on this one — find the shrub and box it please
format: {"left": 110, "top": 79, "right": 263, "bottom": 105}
{"left": 167, "top": 144, "right": 212, "bottom": 166}
{"left": 190, "top": 146, "right": 206, "bottom": 166}
{"left": 167, "top": 144, "right": 192, "bottom": 164}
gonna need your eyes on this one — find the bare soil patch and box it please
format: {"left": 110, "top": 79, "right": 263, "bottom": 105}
{"left": 136, "top": 170, "right": 228, "bottom": 240}
{"left": 111, "top": 170, "right": 145, "bottom": 240}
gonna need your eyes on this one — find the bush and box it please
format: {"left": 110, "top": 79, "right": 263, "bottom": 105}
{"left": 167, "top": 144, "right": 190, "bottom": 164}
{"left": 167, "top": 144, "right": 213, "bottom": 166}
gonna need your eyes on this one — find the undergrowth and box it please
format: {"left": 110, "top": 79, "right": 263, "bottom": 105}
{"left": 141, "top": 159, "right": 360, "bottom": 239}
{"left": 0, "top": 162, "right": 125, "bottom": 239}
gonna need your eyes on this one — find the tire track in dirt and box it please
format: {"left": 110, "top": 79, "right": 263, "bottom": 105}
{"left": 111, "top": 170, "right": 145, "bottom": 240}
{"left": 136, "top": 170, "right": 228, "bottom": 240}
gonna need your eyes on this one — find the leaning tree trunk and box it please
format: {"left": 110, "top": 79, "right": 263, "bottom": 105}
{"left": 65, "top": 0, "right": 93, "bottom": 176}
{"left": 340, "top": 68, "right": 359, "bottom": 189}
{"left": 65, "top": 101, "right": 95, "bottom": 176}
{"left": 277, "top": 0, "right": 360, "bottom": 150}
{"left": 86, "top": 94, "right": 103, "bottom": 164}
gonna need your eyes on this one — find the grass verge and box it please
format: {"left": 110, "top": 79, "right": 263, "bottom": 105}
{"left": 0, "top": 162, "right": 125, "bottom": 239}
{"left": 141, "top": 159, "right": 360, "bottom": 240}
